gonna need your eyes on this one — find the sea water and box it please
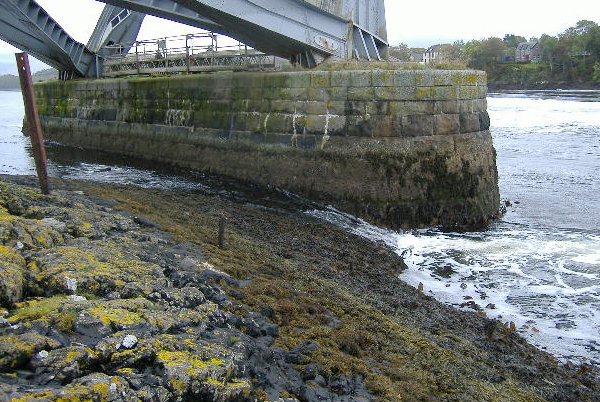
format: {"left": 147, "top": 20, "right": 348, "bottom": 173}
{"left": 1, "top": 88, "right": 599, "bottom": 364}
{"left": 310, "top": 90, "right": 600, "bottom": 365}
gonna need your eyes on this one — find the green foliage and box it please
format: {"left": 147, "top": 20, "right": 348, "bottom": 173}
{"left": 437, "top": 20, "right": 600, "bottom": 87}
{"left": 503, "top": 34, "right": 526, "bottom": 48}
{"left": 594, "top": 62, "right": 600, "bottom": 83}
{"left": 465, "top": 37, "right": 509, "bottom": 69}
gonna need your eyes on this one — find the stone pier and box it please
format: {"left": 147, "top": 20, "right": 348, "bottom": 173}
{"left": 35, "top": 67, "right": 500, "bottom": 229}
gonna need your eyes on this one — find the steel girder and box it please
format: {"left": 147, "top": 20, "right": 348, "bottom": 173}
{"left": 87, "top": 5, "right": 146, "bottom": 60}
{"left": 0, "top": 0, "right": 388, "bottom": 77}
{"left": 96, "top": 0, "right": 388, "bottom": 65}
{"left": 0, "top": 0, "right": 96, "bottom": 77}
{"left": 0, "top": 1, "right": 144, "bottom": 77}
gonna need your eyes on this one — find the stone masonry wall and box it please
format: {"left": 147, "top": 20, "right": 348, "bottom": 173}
{"left": 35, "top": 69, "right": 500, "bottom": 229}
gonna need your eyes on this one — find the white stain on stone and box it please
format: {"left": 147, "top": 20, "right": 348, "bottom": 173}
{"left": 165, "top": 109, "right": 191, "bottom": 126}
{"left": 291, "top": 107, "right": 303, "bottom": 147}
{"left": 121, "top": 335, "right": 138, "bottom": 349}
{"left": 321, "top": 109, "right": 333, "bottom": 149}
{"left": 65, "top": 277, "right": 77, "bottom": 293}
{"left": 37, "top": 350, "right": 49, "bottom": 359}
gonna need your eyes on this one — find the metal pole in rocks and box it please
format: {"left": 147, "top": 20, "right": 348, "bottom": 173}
{"left": 15, "top": 52, "right": 50, "bottom": 195}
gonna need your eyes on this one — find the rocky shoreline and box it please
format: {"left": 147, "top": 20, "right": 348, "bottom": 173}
{"left": 0, "top": 176, "right": 598, "bottom": 401}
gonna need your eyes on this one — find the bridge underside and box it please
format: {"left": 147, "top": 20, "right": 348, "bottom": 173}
{"left": 0, "top": 0, "right": 96, "bottom": 77}
{"left": 0, "top": 0, "right": 388, "bottom": 77}
{"left": 0, "top": 0, "right": 144, "bottom": 78}
{"left": 99, "top": 0, "right": 388, "bottom": 65}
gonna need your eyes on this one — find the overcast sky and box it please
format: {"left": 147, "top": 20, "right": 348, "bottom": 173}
{"left": 0, "top": 0, "right": 599, "bottom": 73}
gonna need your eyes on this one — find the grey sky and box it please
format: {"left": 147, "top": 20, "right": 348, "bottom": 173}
{"left": 0, "top": 0, "right": 598, "bottom": 73}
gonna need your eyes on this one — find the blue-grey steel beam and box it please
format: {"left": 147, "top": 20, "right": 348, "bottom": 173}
{"left": 0, "top": 0, "right": 96, "bottom": 77}
{"left": 96, "top": 0, "right": 388, "bottom": 65}
{"left": 94, "top": 0, "right": 226, "bottom": 34}
{"left": 0, "top": 0, "right": 388, "bottom": 77}
{"left": 87, "top": 5, "right": 146, "bottom": 61}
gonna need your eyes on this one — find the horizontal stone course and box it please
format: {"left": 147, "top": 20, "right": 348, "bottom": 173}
{"left": 36, "top": 67, "right": 498, "bottom": 229}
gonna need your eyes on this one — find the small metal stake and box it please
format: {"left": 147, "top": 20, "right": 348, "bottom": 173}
{"left": 15, "top": 52, "right": 50, "bottom": 195}
{"left": 218, "top": 214, "right": 227, "bottom": 249}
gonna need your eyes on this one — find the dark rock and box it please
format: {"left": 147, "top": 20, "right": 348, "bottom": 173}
{"left": 73, "top": 314, "right": 113, "bottom": 339}
{"left": 134, "top": 216, "right": 161, "bottom": 228}
{"left": 31, "top": 345, "right": 97, "bottom": 385}
{"left": 147, "top": 286, "right": 206, "bottom": 308}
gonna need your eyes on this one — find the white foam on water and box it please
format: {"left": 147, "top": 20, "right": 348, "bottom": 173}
{"left": 574, "top": 253, "right": 600, "bottom": 265}
{"left": 306, "top": 207, "right": 600, "bottom": 365}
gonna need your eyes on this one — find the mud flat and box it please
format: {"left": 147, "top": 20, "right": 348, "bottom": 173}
{"left": 0, "top": 175, "right": 597, "bottom": 401}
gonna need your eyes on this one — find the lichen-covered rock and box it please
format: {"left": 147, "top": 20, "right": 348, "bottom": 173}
{"left": 3, "top": 177, "right": 594, "bottom": 401}
{"left": 30, "top": 345, "right": 98, "bottom": 385}
{"left": 0, "top": 245, "right": 26, "bottom": 308}
{"left": 0, "top": 332, "right": 60, "bottom": 371}
{"left": 30, "top": 238, "right": 166, "bottom": 298}
{"left": 1, "top": 179, "right": 367, "bottom": 400}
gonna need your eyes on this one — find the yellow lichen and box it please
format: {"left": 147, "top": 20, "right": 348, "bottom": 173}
{"left": 88, "top": 307, "right": 144, "bottom": 327}
{"left": 157, "top": 350, "right": 224, "bottom": 377}
{"left": 206, "top": 377, "right": 250, "bottom": 388}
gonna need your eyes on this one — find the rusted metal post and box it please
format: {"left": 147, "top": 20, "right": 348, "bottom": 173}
{"left": 218, "top": 214, "right": 227, "bottom": 249}
{"left": 15, "top": 52, "right": 50, "bottom": 195}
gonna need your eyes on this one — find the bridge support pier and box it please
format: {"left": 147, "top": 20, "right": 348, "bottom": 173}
{"left": 34, "top": 67, "right": 499, "bottom": 229}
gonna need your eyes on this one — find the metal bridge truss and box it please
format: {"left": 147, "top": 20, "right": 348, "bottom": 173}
{"left": 0, "top": 0, "right": 144, "bottom": 78}
{"left": 0, "top": 0, "right": 97, "bottom": 78}
{"left": 97, "top": 0, "right": 388, "bottom": 67}
{"left": 102, "top": 32, "right": 276, "bottom": 77}
{"left": 0, "top": 0, "right": 388, "bottom": 77}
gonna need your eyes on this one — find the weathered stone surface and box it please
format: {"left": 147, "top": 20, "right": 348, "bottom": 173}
{"left": 0, "top": 178, "right": 597, "bottom": 401}
{"left": 35, "top": 68, "right": 499, "bottom": 229}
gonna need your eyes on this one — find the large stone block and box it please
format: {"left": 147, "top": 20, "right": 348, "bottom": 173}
{"left": 330, "top": 70, "right": 351, "bottom": 87}
{"left": 310, "top": 71, "right": 331, "bottom": 88}
{"left": 401, "top": 115, "right": 434, "bottom": 137}
{"left": 347, "top": 87, "right": 375, "bottom": 101}
{"left": 434, "top": 114, "right": 460, "bottom": 135}
{"left": 371, "top": 70, "right": 396, "bottom": 87}
{"left": 374, "top": 86, "right": 416, "bottom": 101}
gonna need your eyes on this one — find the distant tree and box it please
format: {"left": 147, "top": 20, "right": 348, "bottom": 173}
{"left": 388, "top": 43, "right": 411, "bottom": 61}
{"left": 462, "top": 40, "right": 480, "bottom": 68}
{"left": 445, "top": 41, "right": 468, "bottom": 64}
{"left": 594, "top": 62, "right": 600, "bottom": 83}
{"left": 539, "top": 34, "right": 558, "bottom": 61}
{"left": 465, "top": 37, "right": 508, "bottom": 69}
{"left": 503, "top": 34, "right": 527, "bottom": 48}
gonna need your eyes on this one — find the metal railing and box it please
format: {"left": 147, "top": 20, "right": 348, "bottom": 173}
{"left": 101, "top": 32, "right": 278, "bottom": 77}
